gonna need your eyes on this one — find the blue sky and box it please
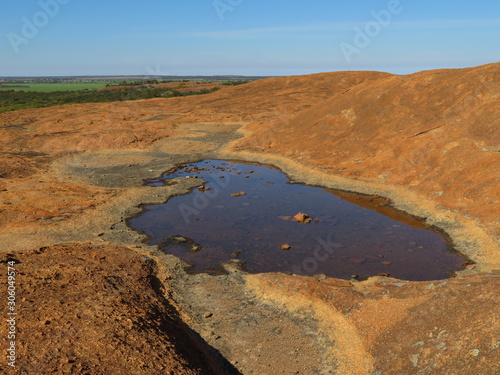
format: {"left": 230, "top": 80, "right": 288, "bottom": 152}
{"left": 1, "top": 0, "right": 499, "bottom": 76}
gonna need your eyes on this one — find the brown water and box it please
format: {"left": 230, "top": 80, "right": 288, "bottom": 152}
{"left": 129, "top": 159, "right": 466, "bottom": 280}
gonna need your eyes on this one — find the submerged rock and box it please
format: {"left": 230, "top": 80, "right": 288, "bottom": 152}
{"left": 231, "top": 191, "right": 246, "bottom": 197}
{"left": 293, "top": 212, "right": 311, "bottom": 224}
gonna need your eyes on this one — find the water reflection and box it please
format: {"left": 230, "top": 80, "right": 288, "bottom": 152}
{"left": 129, "top": 160, "right": 465, "bottom": 280}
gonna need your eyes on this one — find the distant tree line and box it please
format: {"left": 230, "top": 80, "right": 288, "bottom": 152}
{"left": 221, "top": 80, "right": 251, "bottom": 86}
{"left": 0, "top": 86, "right": 221, "bottom": 114}
{"left": 104, "top": 79, "right": 194, "bottom": 87}
{"left": 104, "top": 79, "right": 251, "bottom": 87}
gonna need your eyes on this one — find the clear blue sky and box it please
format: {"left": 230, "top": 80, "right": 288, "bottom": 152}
{"left": 1, "top": 0, "right": 499, "bottom": 76}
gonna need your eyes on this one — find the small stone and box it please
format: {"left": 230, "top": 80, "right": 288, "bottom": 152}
{"left": 378, "top": 273, "right": 390, "bottom": 277}
{"left": 351, "top": 258, "right": 367, "bottom": 264}
{"left": 190, "top": 244, "right": 201, "bottom": 252}
{"left": 293, "top": 212, "right": 310, "bottom": 223}
{"left": 280, "top": 244, "right": 292, "bottom": 250}
{"left": 171, "top": 236, "right": 188, "bottom": 244}
{"left": 466, "top": 264, "right": 476, "bottom": 270}
{"left": 350, "top": 275, "right": 359, "bottom": 279}
{"left": 204, "top": 312, "right": 213, "bottom": 319}
{"left": 231, "top": 191, "right": 246, "bottom": 197}
{"left": 314, "top": 274, "right": 327, "bottom": 280}
{"left": 382, "top": 261, "right": 393, "bottom": 265}
{"left": 231, "top": 250, "right": 243, "bottom": 257}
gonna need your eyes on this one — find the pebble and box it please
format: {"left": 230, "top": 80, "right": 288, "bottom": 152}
{"left": 293, "top": 212, "right": 311, "bottom": 223}
{"left": 204, "top": 312, "right": 213, "bottom": 319}
{"left": 470, "top": 349, "right": 480, "bottom": 357}
{"left": 351, "top": 258, "right": 367, "bottom": 264}
{"left": 230, "top": 191, "right": 246, "bottom": 197}
{"left": 171, "top": 236, "right": 188, "bottom": 244}
{"left": 280, "top": 244, "right": 292, "bottom": 250}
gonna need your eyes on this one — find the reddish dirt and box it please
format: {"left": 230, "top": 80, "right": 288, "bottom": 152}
{"left": 0, "top": 244, "right": 235, "bottom": 374}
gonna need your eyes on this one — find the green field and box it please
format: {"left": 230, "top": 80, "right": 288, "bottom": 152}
{"left": 0, "top": 83, "right": 107, "bottom": 92}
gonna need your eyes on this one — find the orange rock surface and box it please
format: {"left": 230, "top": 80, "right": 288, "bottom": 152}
{"left": 235, "top": 63, "right": 500, "bottom": 237}
{"left": 0, "top": 63, "right": 498, "bottom": 374}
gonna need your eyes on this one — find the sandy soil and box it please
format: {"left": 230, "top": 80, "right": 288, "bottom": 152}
{"left": 0, "top": 63, "right": 498, "bottom": 374}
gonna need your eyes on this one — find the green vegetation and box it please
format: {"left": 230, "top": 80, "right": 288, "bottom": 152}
{"left": 0, "top": 86, "right": 221, "bottom": 114}
{"left": 221, "top": 80, "right": 251, "bottom": 86}
{"left": 0, "top": 76, "right": 257, "bottom": 113}
{"left": 104, "top": 79, "right": 191, "bottom": 87}
{"left": 0, "top": 83, "right": 108, "bottom": 92}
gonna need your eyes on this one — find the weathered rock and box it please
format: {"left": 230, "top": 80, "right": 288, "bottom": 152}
{"left": 230, "top": 191, "right": 246, "bottom": 197}
{"left": 293, "top": 212, "right": 310, "bottom": 223}
{"left": 0, "top": 244, "right": 234, "bottom": 375}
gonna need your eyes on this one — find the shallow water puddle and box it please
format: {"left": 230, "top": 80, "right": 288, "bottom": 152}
{"left": 129, "top": 160, "right": 466, "bottom": 280}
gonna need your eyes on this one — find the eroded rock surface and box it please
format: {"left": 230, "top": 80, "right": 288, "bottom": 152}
{"left": 0, "top": 64, "right": 498, "bottom": 374}
{"left": 0, "top": 244, "right": 238, "bottom": 375}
